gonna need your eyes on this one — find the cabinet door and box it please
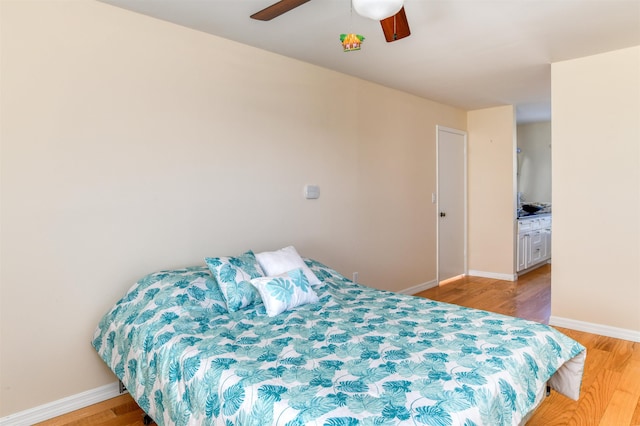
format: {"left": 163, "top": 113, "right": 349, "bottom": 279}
{"left": 541, "top": 228, "right": 551, "bottom": 260}
{"left": 529, "top": 230, "right": 544, "bottom": 265}
{"left": 517, "top": 234, "right": 528, "bottom": 272}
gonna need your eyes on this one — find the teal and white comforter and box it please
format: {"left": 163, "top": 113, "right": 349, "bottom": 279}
{"left": 93, "top": 260, "right": 585, "bottom": 426}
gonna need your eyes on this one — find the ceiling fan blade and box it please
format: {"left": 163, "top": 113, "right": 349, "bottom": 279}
{"left": 380, "top": 7, "right": 410, "bottom": 42}
{"left": 250, "top": 0, "right": 311, "bottom": 21}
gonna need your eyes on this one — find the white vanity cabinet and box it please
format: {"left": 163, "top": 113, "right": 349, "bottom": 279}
{"left": 517, "top": 215, "right": 551, "bottom": 273}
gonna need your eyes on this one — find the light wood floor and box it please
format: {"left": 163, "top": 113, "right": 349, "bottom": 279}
{"left": 38, "top": 264, "right": 640, "bottom": 425}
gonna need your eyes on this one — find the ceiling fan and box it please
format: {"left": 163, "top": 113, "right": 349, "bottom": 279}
{"left": 250, "top": 0, "right": 411, "bottom": 43}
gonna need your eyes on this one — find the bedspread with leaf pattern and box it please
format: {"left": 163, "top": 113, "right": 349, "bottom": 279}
{"left": 93, "top": 260, "right": 585, "bottom": 426}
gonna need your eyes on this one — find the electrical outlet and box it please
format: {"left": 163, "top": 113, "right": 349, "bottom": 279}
{"left": 352, "top": 272, "right": 358, "bottom": 283}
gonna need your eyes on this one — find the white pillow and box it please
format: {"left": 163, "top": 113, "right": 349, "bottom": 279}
{"left": 255, "top": 246, "right": 321, "bottom": 286}
{"left": 250, "top": 268, "right": 319, "bottom": 317}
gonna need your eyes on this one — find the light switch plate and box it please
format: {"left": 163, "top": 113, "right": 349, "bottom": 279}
{"left": 304, "top": 184, "right": 320, "bottom": 199}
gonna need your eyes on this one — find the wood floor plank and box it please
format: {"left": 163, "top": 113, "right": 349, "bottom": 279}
{"left": 634, "top": 348, "right": 640, "bottom": 363}
{"left": 36, "top": 394, "right": 152, "bottom": 426}
{"left": 528, "top": 391, "right": 577, "bottom": 425}
{"left": 570, "top": 368, "right": 622, "bottom": 425}
{"left": 35, "top": 396, "right": 127, "bottom": 426}
{"left": 599, "top": 360, "right": 640, "bottom": 425}
{"left": 631, "top": 397, "right": 640, "bottom": 425}
{"left": 581, "top": 348, "right": 614, "bottom": 390}
{"left": 604, "top": 339, "right": 637, "bottom": 372}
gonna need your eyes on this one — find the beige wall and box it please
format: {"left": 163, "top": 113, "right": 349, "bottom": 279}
{"left": 353, "top": 85, "right": 468, "bottom": 287}
{"left": 551, "top": 46, "right": 640, "bottom": 332}
{"left": 467, "top": 106, "right": 517, "bottom": 278}
{"left": 0, "top": 0, "right": 466, "bottom": 416}
{"left": 517, "top": 122, "right": 552, "bottom": 203}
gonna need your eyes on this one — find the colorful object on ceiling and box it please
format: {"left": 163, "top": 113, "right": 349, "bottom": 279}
{"left": 340, "top": 33, "right": 365, "bottom": 52}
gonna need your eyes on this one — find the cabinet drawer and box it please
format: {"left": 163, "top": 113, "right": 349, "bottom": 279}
{"left": 529, "top": 241, "right": 544, "bottom": 264}
{"left": 529, "top": 230, "right": 543, "bottom": 244}
{"left": 518, "top": 219, "right": 537, "bottom": 232}
{"left": 539, "top": 217, "right": 551, "bottom": 228}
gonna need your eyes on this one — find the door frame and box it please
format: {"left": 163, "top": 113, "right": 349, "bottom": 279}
{"left": 436, "top": 125, "right": 468, "bottom": 284}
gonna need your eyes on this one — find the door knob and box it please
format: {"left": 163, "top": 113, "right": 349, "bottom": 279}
{"left": 440, "top": 212, "right": 446, "bottom": 217}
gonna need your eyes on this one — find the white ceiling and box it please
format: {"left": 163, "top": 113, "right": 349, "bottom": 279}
{"left": 101, "top": 0, "right": 640, "bottom": 123}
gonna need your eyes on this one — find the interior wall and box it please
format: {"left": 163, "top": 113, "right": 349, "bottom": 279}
{"left": 517, "top": 121, "right": 552, "bottom": 203}
{"left": 0, "top": 0, "right": 466, "bottom": 416}
{"left": 353, "top": 85, "right": 467, "bottom": 288}
{"left": 467, "top": 106, "right": 517, "bottom": 278}
{"left": 551, "top": 46, "right": 640, "bottom": 332}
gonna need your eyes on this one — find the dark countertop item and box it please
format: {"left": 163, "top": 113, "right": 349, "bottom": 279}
{"left": 517, "top": 209, "right": 551, "bottom": 218}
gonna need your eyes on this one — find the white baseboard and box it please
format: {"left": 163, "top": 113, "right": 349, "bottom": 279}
{"left": 467, "top": 270, "right": 517, "bottom": 282}
{"left": 550, "top": 316, "right": 640, "bottom": 342}
{"left": 0, "top": 382, "right": 121, "bottom": 426}
{"left": 399, "top": 279, "right": 438, "bottom": 295}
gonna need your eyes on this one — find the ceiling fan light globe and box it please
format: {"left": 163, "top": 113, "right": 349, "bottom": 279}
{"left": 352, "top": 0, "right": 404, "bottom": 20}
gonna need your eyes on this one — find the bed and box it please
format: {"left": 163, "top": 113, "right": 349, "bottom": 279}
{"left": 93, "top": 253, "right": 585, "bottom": 426}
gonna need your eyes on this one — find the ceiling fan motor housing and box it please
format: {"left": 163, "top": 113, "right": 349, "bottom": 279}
{"left": 352, "top": 0, "right": 404, "bottom": 20}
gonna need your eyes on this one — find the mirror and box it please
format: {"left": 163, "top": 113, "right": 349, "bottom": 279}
{"left": 516, "top": 121, "right": 552, "bottom": 212}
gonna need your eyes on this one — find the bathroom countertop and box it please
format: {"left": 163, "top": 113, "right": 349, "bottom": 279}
{"left": 517, "top": 210, "right": 551, "bottom": 219}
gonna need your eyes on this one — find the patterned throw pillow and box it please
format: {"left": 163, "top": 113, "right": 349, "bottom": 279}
{"left": 205, "top": 251, "right": 265, "bottom": 312}
{"left": 250, "top": 268, "right": 319, "bottom": 317}
{"left": 255, "top": 246, "right": 321, "bottom": 286}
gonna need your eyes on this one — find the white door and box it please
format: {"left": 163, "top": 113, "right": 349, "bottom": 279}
{"left": 437, "top": 126, "right": 467, "bottom": 283}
